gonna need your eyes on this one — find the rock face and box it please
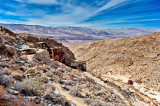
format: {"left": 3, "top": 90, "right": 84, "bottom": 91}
{"left": 0, "top": 26, "right": 75, "bottom": 61}
{"left": 33, "top": 49, "right": 51, "bottom": 65}
{"left": 71, "top": 32, "right": 160, "bottom": 91}
{"left": 16, "top": 33, "right": 75, "bottom": 60}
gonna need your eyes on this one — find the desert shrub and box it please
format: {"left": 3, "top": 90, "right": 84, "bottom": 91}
{"left": 84, "top": 98, "right": 106, "bottom": 106}
{"left": 6, "top": 46, "right": 15, "bottom": 57}
{"left": 2, "top": 69, "right": 11, "bottom": 75}
{"left": 0, "top": 45, "right": 7, "bottom": 56}
{"left": 22, "top": 78, "right": 44, "bottom": 95}
{"left": 45, "top": 93, "right": 70, "bottom": 105}
{"left": 14, "top": 81, "right": 35, "bottom": 96}
{"left": 0, "top": 45, "right": 15, "bottom": 58}
{"left": 0, "top": 86, "right": 7, "bottom": 97}
{"left": 14, "top": 81, "right": 26, "bottom": 92}
{"left": 0, "top": 71, "right": 11, "bottom": 87}
{"left": 69, "top": 86, "right": 81, "bottom": 97}
{"left": 26, "top": 69, "right": 35, "bottom": 74}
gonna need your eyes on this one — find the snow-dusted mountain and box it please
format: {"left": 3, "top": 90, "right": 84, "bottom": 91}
{"left": 0, "top": 23, "right": 160, "bottom": 40}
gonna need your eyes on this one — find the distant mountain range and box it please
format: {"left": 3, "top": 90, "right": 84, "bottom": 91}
{"left": 0, "top": 23, "right": 160, "bottom": 40}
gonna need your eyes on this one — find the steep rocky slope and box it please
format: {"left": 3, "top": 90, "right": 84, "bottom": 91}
{"left": 0, "top": 26, "right": 75, "bottom": 60}
{"left": 71, "top": 32, "right": 160, "bottom": 102}
{"left": 0, "top": 26, "right": 160, "bottom": 105}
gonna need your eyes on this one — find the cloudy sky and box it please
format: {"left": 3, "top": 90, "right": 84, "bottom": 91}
{"left": 0, "top": 0, "right": 160, "bottom": 28}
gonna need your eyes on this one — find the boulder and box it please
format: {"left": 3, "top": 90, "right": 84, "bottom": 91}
{"left": 80, "top": 92, "right": 87, "bottom": 98}
{"left": 19, "top": 66, "right": 28, "bottom": 72}
{"left": 62, "top": 74, "right": 70, "bottom": 80}
{"left": 14, "top": 91, "right": 19, "bottom": 95}
{"left": 46, "top": 71, "right": 54, "bottom": 77}
{"left": 93, "top": 73, "right": 101, "bottom": 78}
{"left": 6, "top": 46, "right": 15, "bottom": 57}
{"left": 10, "top": 65, "right": 19, "bottom": 71}
{"left": 26, "top": 69, "right": 35, "bottom": 74}
{"left": 59, "top": 80, "right": 74, "bottom": 85}
{"left": 34, "top": 49, "right": 51, "bottom": 65}
{"left": 20, "top": 55, "right": 28, "bottom": 61}
{"left": 51, "top": 75, "right": 60, "bottom": 82}
{"left": 62, "top": 85, "right": 71, "bottom": 91}
{"left": 128, "top": 80, "right": 133, "bottom": 85}
{"left": 11, "top": 72, "right": 23, "bottom": 81}
{"left": 94, "top": 90, "right": 105, "bottom": 96}
{"left": 40, "top": 76, "right": 48, "bottom": 83}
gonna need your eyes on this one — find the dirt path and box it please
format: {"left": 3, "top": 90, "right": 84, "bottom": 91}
{"left": 82, "top": 72, "right": 126, "bottom": 100}
{"left": 51, "top": 82, "right": 88, "bottom": 106}
{"left": 82, "top": 72, "right": 151, "bottom": 106}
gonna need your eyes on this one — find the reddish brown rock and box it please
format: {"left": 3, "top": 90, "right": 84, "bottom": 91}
{"left": 128, "top": 80, "right": 133, "bottom": 85}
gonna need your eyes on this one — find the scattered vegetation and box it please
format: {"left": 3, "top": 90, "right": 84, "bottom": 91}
{"left": 2, "top": 69, "right": 11, "bottom": 75}
{"left": 0, "top": 85, "right": 7, "bottom": 97}
{"left": 0, "top": 44, "right": 15, "bottom": 58}
{"left": 0, "top": 45, "right": 7, "bottom": 56}
{"left": 0, "top": 71, "right": 11, "bottom": 87}
{"left": 22, "top": 78, "right": 45, "bottom": 95}
{"left": 69, "top": 86, "right": 81, "bottom": 97}
{"left": 84, "top": 98, "right": 106, "bottom": 106}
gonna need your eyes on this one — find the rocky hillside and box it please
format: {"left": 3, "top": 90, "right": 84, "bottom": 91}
{"left": 0, "top": 26, "right": 160, "bottom": 106}
{"left": 71, "top": 32, "right": 160, "bottom": 104}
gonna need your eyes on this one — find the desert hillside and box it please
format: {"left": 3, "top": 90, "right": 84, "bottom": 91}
{"left": 71, "top": 32, "right": 160, "bottom": 93}
{"left": 1, "top": 26, "right": 160, "bottom": 105}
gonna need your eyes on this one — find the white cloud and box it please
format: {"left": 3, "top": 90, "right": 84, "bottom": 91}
{"left": 92, "top": 0, "right": 129, "bottom": 16}
{"left": 10, "top": 0, "right": 130, "bottom": 27}
{"left": 23, "top": 2, "right": 95, "bottom": 26}
{"left": 15, "top": 0, "right": 59, "bottom": 5}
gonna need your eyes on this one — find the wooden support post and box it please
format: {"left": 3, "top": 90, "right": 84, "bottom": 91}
{"left": 52, "top": 49, "right": 54, "bottom": 59}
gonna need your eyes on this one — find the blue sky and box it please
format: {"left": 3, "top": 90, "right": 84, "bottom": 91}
{"left": 0, "top": 0, "right": 160, "bottom": 28}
